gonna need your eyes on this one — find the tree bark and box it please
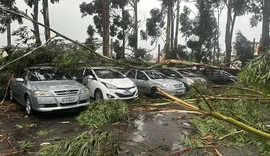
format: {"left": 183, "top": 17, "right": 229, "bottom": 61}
{"left": 165, "top": 0, "right": 172, "bottom": 59}
{"left": 33, "top": 0, "right": 41, "bottom": 46}
{"left": 134, "top": 0, "right": 138, "bottom": 58}
{"left": 102, "top": 0, "right": 110, "bottom": 57}
{"left": 170, "top": 3, "right": 175, "bottom": 58}
{"left": 260, "top": 0, "right": 270, "bottom": 51}
{"left": 225, "top": 0, "right": 232, "bottom": 67}
{"left": 122, "top": 4, "right": 125, "bottom": 59}
{"left": 42, "top": 0, "right": 51, "bottom": 41}
{"left": 7, "top": 22, "right": 11, "bottom": 46}
{"left": 174, "top": 0, "right": 181, "bottom": 51}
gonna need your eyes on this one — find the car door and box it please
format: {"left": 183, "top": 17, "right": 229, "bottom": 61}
{"left": 135, "top": 71, "right": 150, "bottom": 93}
{"left": 13, "top": 70, "right": 28, "bottom": 104}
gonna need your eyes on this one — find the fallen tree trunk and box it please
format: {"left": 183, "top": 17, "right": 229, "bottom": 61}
{"left": 157, "top": 87, "right": 270, "bottom": 139}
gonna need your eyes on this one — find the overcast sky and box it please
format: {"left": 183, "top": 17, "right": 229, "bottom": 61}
{"left": 0, "top": 0, "right": 262, "bottom": 57}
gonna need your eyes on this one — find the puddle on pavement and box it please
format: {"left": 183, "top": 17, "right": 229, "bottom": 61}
{"left": 121, "top": 111, "right": 194, "bottom": 155}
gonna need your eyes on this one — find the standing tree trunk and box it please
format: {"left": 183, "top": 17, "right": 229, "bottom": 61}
{"left": 103, "top": 0, "right": 110, "bottom": 56}
{"left": 42, "top": 0, "right": 51, "bottom": 41}
{"left": 165, "top": 0, "right": 172, "bottom": 59}
{"left": 174, "top": 0, "right": 181, "bottom": 50}
{"left": 33, "top": 0, "right": 41, "bottom": 46}
{"left": 171, "top": 4, "right": 175, "bottom": 59}
{"left": 134, "top": 0, "right": 138, "bottom": 58}
{"left": 7, "top": 22, "right": 11, "bottom": 46}
{"left": 260, "top": 0, "right": 270, "bottom": 51}
{"left": 121, "top": 4, "right": 125, "bottom": 59}
{"left": 225, "top": 0, "right": 232, "bottom": 66}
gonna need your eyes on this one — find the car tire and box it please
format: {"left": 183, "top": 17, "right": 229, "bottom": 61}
{"left": 94, "top": 89, "right": 103, "bottom": 100}
{"left": 25, "top": 95, "right": 34, "bottom": 116}
{"left": 151, "top": 87, "right": 159, "bottom": 98}
{"left": 226, "top": 80, "right": 235, "bottom": 85}
{"left": 183, "top": 83, "right": 190, "bottom": 92}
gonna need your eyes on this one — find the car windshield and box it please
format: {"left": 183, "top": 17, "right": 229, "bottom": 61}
{"left": 29, "top": 68, "right": 72, "bottom": 81}
{"left": 94, "top": 69, "right": 125, "bottom": 79}
{"left": 145, "top": 70, "right": 167, "bottom": 79}
{"left": 178, "top": 70, "right": 197, "bottom": 77}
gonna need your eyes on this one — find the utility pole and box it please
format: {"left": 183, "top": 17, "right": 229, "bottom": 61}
{"left": 134, "top": 0, "right": 138, "bottom": 58}
{"left": 103, "top": 0, "right": 110, "bottom": 56}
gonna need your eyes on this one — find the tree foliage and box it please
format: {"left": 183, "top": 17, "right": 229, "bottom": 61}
{"left": 234, "top": 30, "right": 254, "bottom": 67}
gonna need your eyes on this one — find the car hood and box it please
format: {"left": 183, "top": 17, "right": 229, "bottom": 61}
{"left": 29, "top": 80, "right": 85, "bottom": 91}
{"left": 153, "top": 79, "right": 183, "bottom": 85}
{"left": 189, "top": 77, "right": 205, "bottom": 81}
{"left": 100, "top": 78, "right": 134, "bottom": 88}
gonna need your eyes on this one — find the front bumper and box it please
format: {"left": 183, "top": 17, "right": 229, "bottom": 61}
{"left": 31, "top": 93, "right": 90, "bottom": 112}
{"left": 103, "top": 87, "right": 138, "bottom": 100}
{"left": 161, "top": 87, "right": 186, "bottom": 96}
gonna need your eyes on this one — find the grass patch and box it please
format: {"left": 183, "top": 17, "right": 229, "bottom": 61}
{"left": 77, "top": 99, "right": 131, "bottom": 127}
{"left": 36, "top": 129, "right": 52, "bottom": 136}
{"left": 184, "top": 84, "right": 270, "bottom": 155}
{"left": 39, "top": 129, "right": 119, "bottom": 156}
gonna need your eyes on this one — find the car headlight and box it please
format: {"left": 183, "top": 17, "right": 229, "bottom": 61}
{"left": 187, "top": 79, "right": 194, "bottom": 85}
{"left": 160, "top": 84, "right": 170, "bottom": 88}
{"left": 104, "top": 83, "right": 117, "bottom": 90}
{"left": 33, "top": 90, "right": 52, "bottom": 96}
{"left": 81, "top": 87, "right": 89, "bottom": 94}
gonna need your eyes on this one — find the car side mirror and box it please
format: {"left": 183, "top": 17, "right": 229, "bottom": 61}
{"left": 15, "top": 78, "right": 24, "bottom": 82}
{"left": 88, "top": 75, "right": 93, "bottom": 79}
{"left": 72, "top": 76, "right": 77, "bottom": 80}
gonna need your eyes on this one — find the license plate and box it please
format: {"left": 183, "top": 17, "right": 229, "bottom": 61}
{"left": 62, "top": 98, "right": 76, "bottom": 103}
{"left": 176, "top": 89, "right": 183, "bottom": 93}
{"left": 123, "top": 90, "right": 131, "bottom": 95}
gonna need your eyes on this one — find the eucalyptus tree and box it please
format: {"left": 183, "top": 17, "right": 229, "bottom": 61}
{"left": 180, "top": 0, "right": 218, "bottom": 63}
{"left": 234, "top": 30, "right": 253, "bottom": 67}
{"left": 24, "top": 0, "right": 41, "bottom": 46}
{"left": 42, "top": 0, "right": 60, "bottom": 41}
{"left": 80, "top": 0, "right": 133, "bottom": 58}
{"left": 249, "top": 0, "right": 270, "bottom": 51}
{"left": 0, "top": 0, "right": 23, "bottom": 46}
{"left": 223, "top": 0, "right": 249, "bottom": 66}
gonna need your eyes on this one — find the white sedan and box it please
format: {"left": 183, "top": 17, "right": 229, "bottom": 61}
{"left": 82, "top": 67, "right": 138, "bottom": 100}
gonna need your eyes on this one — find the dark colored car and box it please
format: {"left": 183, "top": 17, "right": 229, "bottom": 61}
{"left": 200, "top": 69, "right": 239, "bottom": 85}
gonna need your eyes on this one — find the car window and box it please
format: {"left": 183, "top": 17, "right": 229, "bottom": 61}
{"left": 126, "top": 70, "right": 135, "bottom": 79}
{"left": 137, "top": 71, "right": 147, "bottom": 80}
{"left": 161, "top": 69, "right": 182, "bottom": 78}
{"left": 93, "top": 69, "right": 125, "bottom": 79}
{"left": 29, "top": 68, "right": 72, "bottom": 81}
{"left": 145, "top": 70, "right": 167, "bottom": 79}
{"left": 84, "top": 68, "right": 93, "bottom": 76}
{"left": 178, "top": 70, "right": 196, "bottom": 77}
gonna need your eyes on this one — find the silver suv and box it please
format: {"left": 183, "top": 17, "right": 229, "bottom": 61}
{"left": 8, "top": 66, "right": 90, "bottom": 115}
{"left": 126, "top": 70, "right": 186, "bottom": 97}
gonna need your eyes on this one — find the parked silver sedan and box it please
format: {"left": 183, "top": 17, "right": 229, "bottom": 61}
{"left": 126, "top": 70, "right": 186, "bottom": 97}
{"left": 8, "top": 66, "right": 90, "bottom": 115}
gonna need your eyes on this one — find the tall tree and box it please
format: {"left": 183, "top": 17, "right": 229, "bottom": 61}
{"left": 0, "top": 0, "right": 23, "bottom": 46}
{"left": 24, "top": 0, "right": 41, "bottom": 46}
{"left": 80, "top": 0, "right": 133, "bottom": 58}
{"left": 42, "top": 0, "right": 60, "bottom": 41}
{"left": 260, "top": 0, "right": 270, "bottom": 51}
{"left": 234, "top": 30, "right": 254, "bottom": 67}
{"left": 223, "top": 0, "right": 248, "bottom": 66}
{"left": 180, "top": 0, "right": 218, "bottom": 63}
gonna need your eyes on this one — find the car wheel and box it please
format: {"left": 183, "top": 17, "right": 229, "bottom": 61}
{"left": 226, "top": 80, "right": 234, "bottom": 85}
{"left": 25, "top": 95, "right": 34, "bottom": 116}
{"left": 151, "top": 87, "right": 159, "bottom": 98}
{"left": 94, "top": 89, "right": 103, "bottom": 100}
